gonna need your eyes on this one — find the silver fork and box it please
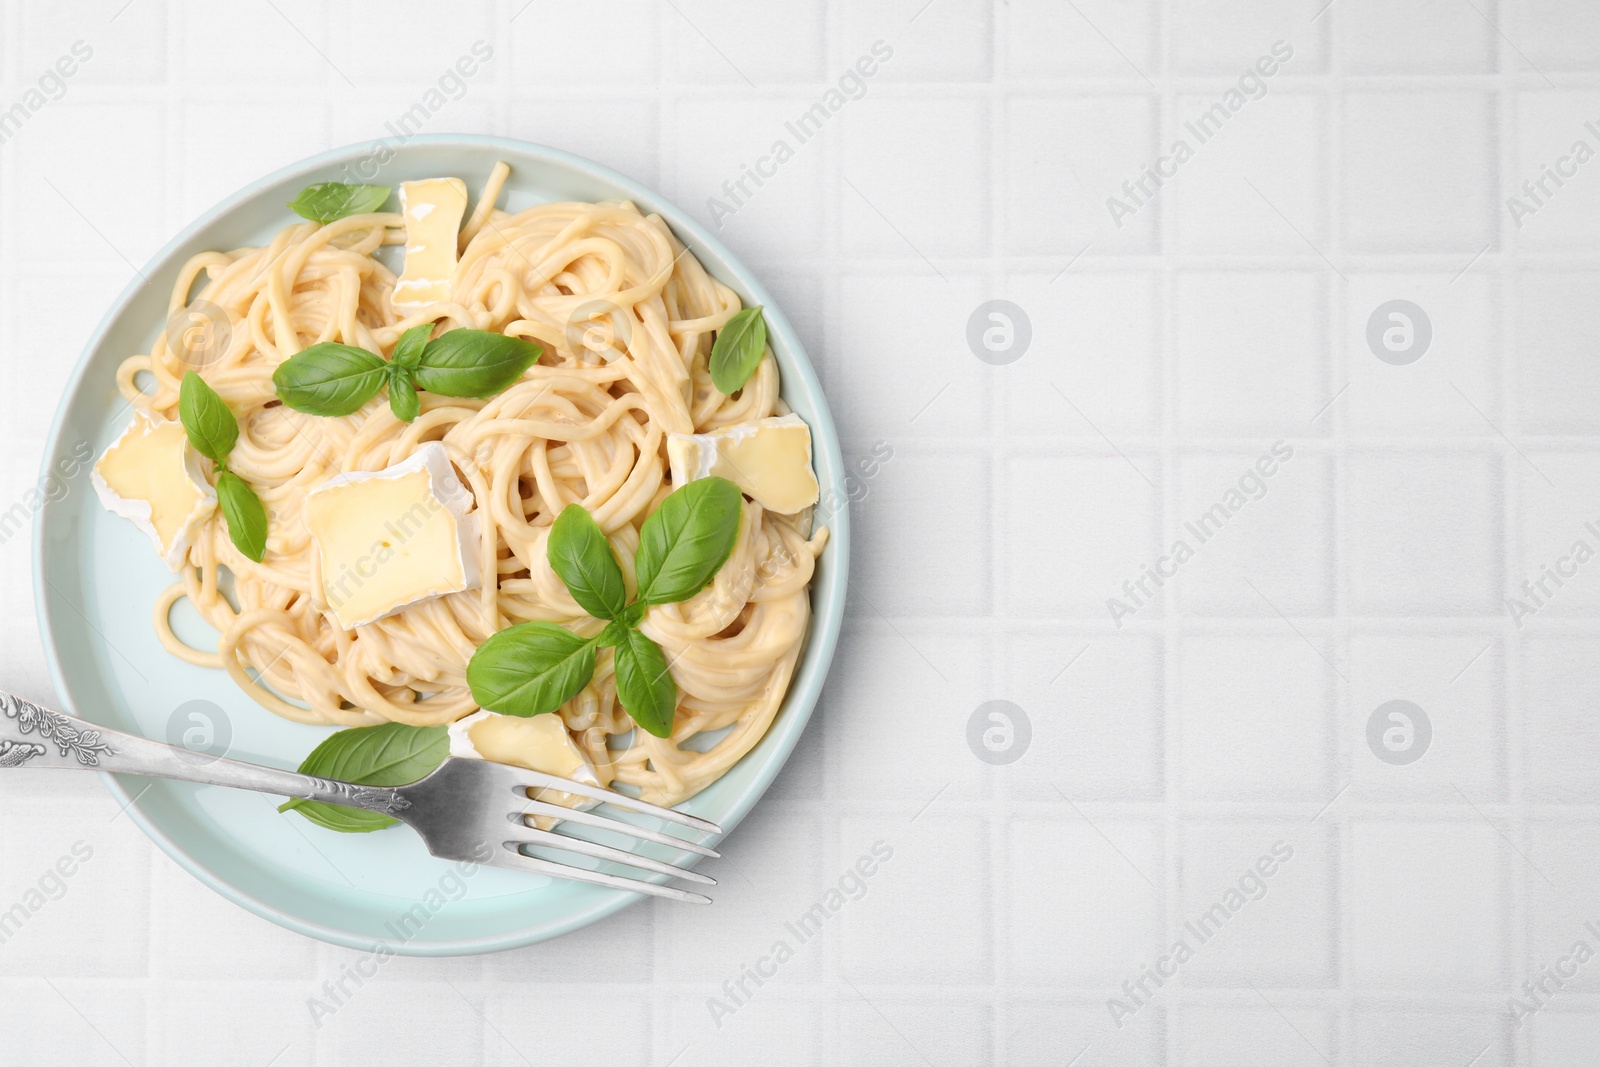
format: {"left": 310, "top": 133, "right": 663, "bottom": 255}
{"left": 0, "top": 690, "right": 722, "bottom": 904}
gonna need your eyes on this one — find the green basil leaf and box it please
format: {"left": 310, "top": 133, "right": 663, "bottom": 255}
{"left": 272, "top": 343, "right": 388, "bottom": 416}
{"left": 391, "top": 323, "right": 431, "bottom": 372}
{"left": 467, "top": 622, "right": 598, "bottom": 717}
{"left": 597, "top": 619, "right": 631, "bottom": 648}
{"left": 215, "top": 469, "right": 268, "bottom": 563}
{"left": 635, "top": 477, "right": 742, "bottom": 605}
{"left": 414, "top": 330, "right": 542, "bottom": 399}
{"left": 288, "top": 182, "right": 392, "bottom": 224}
{"left": 613, "top": 629, "right": 677, "bottom": 738}
{"left": 178, "top": 371, "right": 238, "bottom": 464}
{"left": 278, "top": 722, "right": 448, "bottom": 832}
{"left": 548, "top": 504, "right": 628, "bottom": 621}
{"left": 388, "top": 364, "right": 420, "bottom": 423}
{"left": 620, "top": 601, "right": 647, "bottom": 629}
{"left": 709, "top": 306, "right": 766, "bottom": 395}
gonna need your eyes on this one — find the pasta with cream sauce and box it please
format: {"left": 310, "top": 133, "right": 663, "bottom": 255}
{"left": 113, "top": 163, "right": 824, "bottom": 806}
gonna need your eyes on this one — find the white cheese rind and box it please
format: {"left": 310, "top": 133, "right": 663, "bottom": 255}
{"left": 92, "top": 412, "right": 218, "bottom": 571}
{"left": 666, "top": 412, "right": 820, "bottom": 514}
{"left": 305, "top": 442, "right": 481, "bottom": 628}
{"left": 446, "top": 708, "right": 600, "bottom": 787}
{"left": 392, "top": 178, "right": 468, "bottom": 311}
{"left": 447, "top": 708, "right": 602, "bottom": 819}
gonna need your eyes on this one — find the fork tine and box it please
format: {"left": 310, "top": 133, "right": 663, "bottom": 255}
{"left": 483, "top": 843, "right": 712, "bottom": 904}
{"left": 503, "top": 824, "right": 717, "bottom": 886}
{"left": 511, "top": 799, "right": 721, "bottom": 858}
{"left": 509, "top": 770, "right": 722, "bottom": 835}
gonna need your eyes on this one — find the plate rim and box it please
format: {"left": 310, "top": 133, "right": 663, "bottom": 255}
{"left": 31, "top": 133, "right": 849, "bottom": 955}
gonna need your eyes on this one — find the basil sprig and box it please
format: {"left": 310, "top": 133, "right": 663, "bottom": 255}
{"left": 271, "top": 330, "right": 541, "bottom": 423}
{"left": 288, "top": 182, "right": 392, "bottom": 224}
{"left": 466, "top": 477, "right": 743, "bottom": 738}
{"left": 709, "top": 306, "right": 767, "bottom": 395}
{"left": 279, "top": 721, "right": 448, "bottom": 832}
{"left": 270, "top": 343, "right": 387, "bottom": 417}
{"left": 178, "top": 372, "right": 268, "bottom": 562}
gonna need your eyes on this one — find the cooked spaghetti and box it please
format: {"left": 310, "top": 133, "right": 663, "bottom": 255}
{"left": 111, "top": 163, "right": 825, "bottom": 805}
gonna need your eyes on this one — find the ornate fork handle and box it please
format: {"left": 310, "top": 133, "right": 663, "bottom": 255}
{"left": 0, "top": 689, "right": 407, "bottom": 815}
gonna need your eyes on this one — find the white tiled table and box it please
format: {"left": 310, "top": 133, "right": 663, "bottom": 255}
{"left": 2, "top": 1, "right": 1598, "bottom": 1063}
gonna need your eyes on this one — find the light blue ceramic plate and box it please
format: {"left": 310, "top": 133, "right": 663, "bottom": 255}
{"left": 32, "top": 136, "right": 847, "bottom": 955}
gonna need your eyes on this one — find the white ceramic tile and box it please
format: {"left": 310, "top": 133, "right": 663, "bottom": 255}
{"left": 481, "top": 991, "right": 650, "bottom": 1067}
{"left": 0, "top": 978, "right": 147, "bottom": 1065}
{"left": 1516, "top": 271, "right": 1600, "bottom": 434}
{"left": 826, "top": 619, "right": 991, "bottom": 810}
{"left": 1351, "top": 1009, "right": 1510, "bottom": 1067}
{"left": 20, "top": 3, "right": 166, "bottom": 85}
{"left": 1007, "top": 817, "right": 1163, "bottom": 985}
{"left": 1348, "top": 821, "right": 1506, "bottom": 990}
{"left": 12, "top": 101, "right": 168, "bottom": 266}
{"left": 666, "top": 993, "right": 821, "bottom": 1066}
{"left": 1178, "top": 634, "right": 1335, "bottom": 801}
{"left": 839, "top": 816, "right": 991, "bottom": 985}
{"left": 1174, "top": 450, "right": 1334, "bottom": 618}
{"left": 1175, "top": 271, "right": 1328, "bottom": 435}
{"left": 1004, "top": 95, "right": 1159, "bottom": 256}
{"left": 1517, "top": 0, "right": 1600, "bottom": 72}
{"left": 1177, "top": 1005, "right": 1336, "bottom": 1067}
{"left": 328, "top": 96, "right": 498, "bottom": 160}
{"left": 851, "top": 449, "right": 991, "bottom": 616}
{"left": 320, "top": 982, "right": 488, "bottom": 1066}
{"left": 1532, "top": 1011, "right": 1600, "bottom": 1067}
{"left": 666, "top": 0, "right": 826, "bottom": 84}
{"left": 1343, "top": 451, "right": 1502, "bottom": 616}
{"left": 841, "top": 94, "right": 988, "bottom": 258}
{"left": 998, "top": 271, "right": 1162, "bottom": 436}
{"left": 148, "top": 853, "right": 318, "bottom": 979}
{"left": 176, "top": 0, "right": 331, "bottom": 87}
{"left": 505, "top": 97, "right": 657, "bottom": 187}
{"left": 671, "top": 97, "right": 828, "bottom": 255}
{"left": 1334, "top": 0, "right": 1497, "bottom": 73}
{"left": 334, "top": 2, "right": 496, "bottom": 86}
{"left": 1002, "top": 454, "right": 1161, "bottom": 620}
{"left": 1005, "top": 634, "right": 1165, "bottom": 802}
{"left": 507, "top": 0, "right": 659, "bottom": 86}
{"left": 1341, "top": 272, "right": 1500, "bottom": 436}
{"left": 1006, "top": 0, "right": 1157, "bottom": 79}
{"left": 655, "top": 807, "right": 828, "bottom": 984}
{"left": 1168, "top": 2, "right": 1326, "bottom": 74}
{"left": 1511, "top": 452, "right": 1600, "bottom": 620}
{"left": 1172, "top": 92, "right": 1326, "bottom": 254}
{"left": 832, "top": 995, "right": 991, "bottom": 1067}
{"left": 1524, "top": 820, "right": 1600, "bottom": 995}
{"left": 1340, "top": 91, "right": 1498, "bottom": 253}
{"left": 1006, "top": 998, "right": 1166, "bottom": 1067}
{"left": 1510, "top": 91, "right": 1600, "bottom": 252}
{"left": 1175, "top": 823, "right": 1336, "bottom": 988}
{"left": 1347, "top": 633, "right": 1505, "bottom": 801}
{"left": 1522, "top": 636, "right": 1600, "bottom": 803}
{"left": 831, "top": 274, "right": 989, "bottom": 438}
{"left": 0, "top": 792, "right": 149, "bottom": 979}
{"left": 843, "top": 0, "right": 992, "bottom": 82}
{"left": 150, "top": 980, "right": 314, "bottom": 1066}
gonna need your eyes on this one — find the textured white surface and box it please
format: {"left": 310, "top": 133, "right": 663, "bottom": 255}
{"left": 0, "top": 0, "right": 1595, "bottom": 1063}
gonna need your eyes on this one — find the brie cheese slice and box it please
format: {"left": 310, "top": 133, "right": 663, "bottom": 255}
{"left": 667, "top": 412, "right": 820, "bottom": 513}
{"left": 392, "top": 178, "right": 468, "bottom": 311}
{"left": 448, "top": 709, "right": 601, "bottom": 819}
{"left": 93, "top": 412, "right": 217, "bottom": 571}
{"left": 305, "top": 442, "right": 481, "bottom": 629}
